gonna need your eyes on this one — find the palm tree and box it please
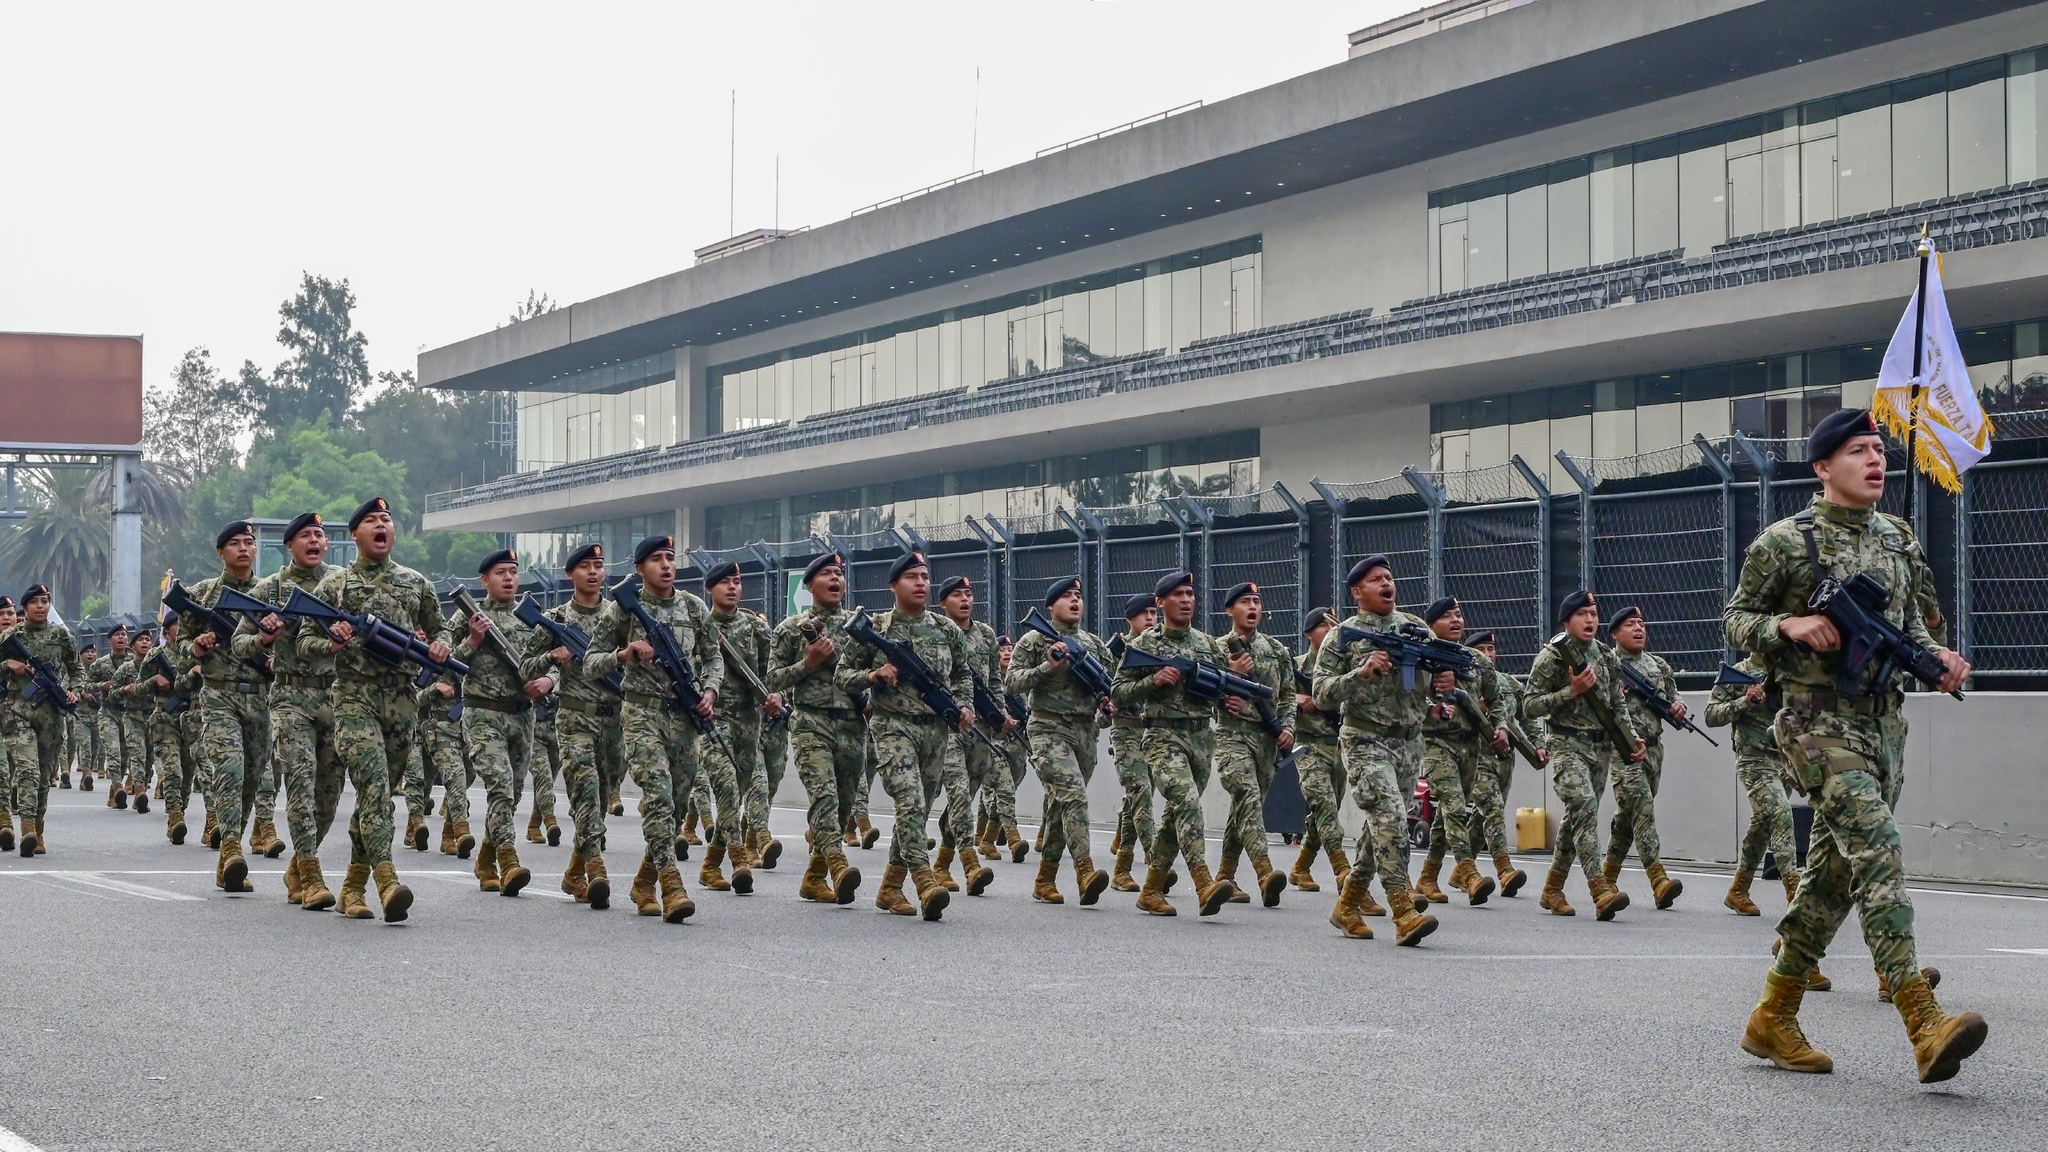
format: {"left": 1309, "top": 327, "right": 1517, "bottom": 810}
{"left": 0, "top": 467, "right": 109, "bottom": 617}
{"left": 87, "top": 456, "right": 186, "bottom": 548}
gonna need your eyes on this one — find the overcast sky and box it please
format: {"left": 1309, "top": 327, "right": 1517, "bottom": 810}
{"left": 2, "top": 1, "right": 1410, "bottom": 395}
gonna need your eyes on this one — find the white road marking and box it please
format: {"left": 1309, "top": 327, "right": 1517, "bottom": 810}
{"left": 1987, "top": 947, "right": 2048, "bottom": 956}
{"left": 414, "top": 872, "right": 572, "bottom": 900}
{"left": 0, "top": 871, "right": 202, "bottom": 902}
{"left": 0, "top": 1121, "right": 49, "bottom": 1152}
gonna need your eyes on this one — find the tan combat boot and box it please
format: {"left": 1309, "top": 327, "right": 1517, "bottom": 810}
{"left": 960, "top": 844, "right": 993, "bottom": 897}
{"left": 658, "top": 865, "right": 696, "bottom": 923}
{"left": 1876, "top": 966, "right": 1940, "bottom": 1004}
{"left": 1188, "top": 860, "right": 1236, "bottom": 917}
{"left": 875, "top": 863, "right": 916, "bottom": 916}
{"left": 1415, "top": 855, "right": 1448, "bottom": 904}
{"left": 525, "top": 810, "right": 545, "bottom": 845}
{"left": 1328, "top": 871, "right": 1375, "bottom": 940}
{"left": 284, "top": 855, "right": 306, "bottom": 905}
{"left": 1216, "top": 850, "right": 1250, "bottom": 904}
{"left": 406, "top": 813, "right": 428, "bottom": 853}
{"left": 439, "top": 818, "right": 458, "bottom": 856}
{"left": 680, "top": 811, "right": 703, "bottom": 846}
{"left": 912, "top": 866, "right": 950, "bottom": 921}
{"left": 474, "top": 840, "right": 501, "bottom": 892}
{"left": 1741, "top": 969, "right": 1834, "bottom": 1073}
{"left": 828, "top": 853, "right": 862, "bottom": 905}
{"left": 300, "top": 856, "right": 336, "bottom": 912}
{"left": 607, "top": 793, "right": 623, "bottom": 817}
{"left": 1387, "top": 888, "right": 1440, "bottom": 947}
{"left": 1771, "top": 938, "right": 1832, "bottom": 991}
{"left": 798, "top": 853, "right": 836, "bottom": 903}
{"left": 1450, "top": 858, "right": 1496, "bottom": 906}
{"left": 841, "top": 817, "right": 860, "bottom": 849}
{"left": 133, "top": 786, "right": 150, "bottom": 814}
{"left": 631, "top": 858, "right": 660, "bottom": 916}
{"left": 1492, "top": 851, "right": 1526, "bottom": 898}
{"left": 729, "top": 842, "right": 755, "bottom": 896}
{"left": 1032, "top": 858, "right": 1064, "bottom": 904}
{"left": 933, "top": 845, "right": 961, "bottom": 893}
{"left": 450, "top": 820, "right": 476, "bottom": 859}
{"left": 1782, "top": 870, "right": 1800, "bottom": 905}
{"left": 337, "top": 864, "right": 375, "bottom": 919}
{"left": 1645, "top": 861, "right": 1684, "bottom": 910}
{"left": 585, "top": 856, "right": 611, "bottom": 911}
{"left": 1601, "top": 855, "right": 1623, "bottom": 885}
{"left": 1725, "top": 871, "right": 1760, "bottom": 916}
{"left": 216, "top": 837, "right": 251, "bottom": 893}
{"left": 373, "top": 863, "right": 413, "bottom": 923}
{"left": 254, "top": 819, "right": 286, "bottom": 859}
{"left": 1006, "top": 825, "right": 1028, "bottom": 864}
{"left": 562, "top": 851, "right": 589, "bottom": 901}
{"left": 1327, "top": 845, "right": 1354, "bottom": 890}
{"left": 857, "top": 816, "right": 880, "bottom": 850}
{"left": 699, "top": 843, "right": 732, "bottom": 892}
{"left": 167, "top": 809, "right": 188, "bottom": 846}
{"left": 201, "top": 812, "right": 218, "bottom": 850}
{"left": 1539, "top": 867, "right": 1576, "bottom": 916}
{"left": 496, "top": 843, "right": 531, "bottom": 897}
{"left": 976, "top": 814, "right": 999, "bottom": 860}
{"left": 1289, "top": 844, "right": 1320, "bottom": 892}
{"left": 16, "top": 818, "right": 36, "bottom": 857}
{"left": 543, "top": 813, "right": 561, "bottom": 847}
{"left": 0, "top": 817, "right": 13, "bottom": 855}
{"left": 1253, "top": 858, "right": 1286, "bottom": 907}
{"left": 1072, "top": 853, "right": 1110, "bottom": 906}
{"left": 1111, "top": 845, "right": 1139, "bottom": 893}
{"left": 1892, "top": 976, "right": 1988, "bottom": 1083}
{"left": 1136, "top": 866, "right": 1177, "bottom": 916}
{"left": 1588, "top": 874, "right": 1630, "bottom": 921}
{"left": 758, "top": 834, "right": 782, "bottom": 871}
{"left": 30, "top": 820, "right": 46, "bottom": 855}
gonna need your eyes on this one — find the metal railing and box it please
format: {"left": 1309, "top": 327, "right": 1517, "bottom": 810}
{"left": 1036, "top": 101, "right": 1203, "bottom": 158}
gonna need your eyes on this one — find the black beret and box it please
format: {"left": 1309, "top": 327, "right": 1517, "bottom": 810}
{"left": 1466, "top": 629, "right": 1495, "bottom": 647}
{"left": 1557, "top": 590, "right": 1596, "bottom": 624}
{"left": 1423, "top": 596, "right": 1458, "bottom": 624}
{"left": 22, "top": 583, "right": 50, "bottom": 603}
{"left": 1301, "top": 606, "right": 1334, "bottom": 634}
{"left": 936, "top": 575, "right": 972, "bottom": 601}
{"left": 0, "top": 596, "right": 11, "bottom": 612}
{"left": 886, "top": 551, "right": 929, "bottom": 584}
{"left": 1606, "top": 605, "right": 1643, "bottom": 633}
{"left": 478, "top": 549, "right": 518, "bottom": 576}
{"left": 1122, "top": 592, "right": 1157, "bottom": 620}
{"left": 702, "top": 561, "right": 741, "bottom": 589}
{"left": 1043, "top": 576, "right": 1080, "bottom": 606}
{"left": 1806, "top": 407, "right": 1882, "bottom": 463}
{"left": 347, "top": 496, "right": 392, "bottom": 531}
{"left": 1223, "top": 581, "right": 1259, "bottom": 608}
{"left": 107, "top": 620, "right": 130, "bottom": 635}
{"left": 802, "top": 553, "right": 843, "bottom": 585}
{"left": 215, "top": 520, "right": 255, "bottom": 549}
{"left": 1346, "top": 554, "right": 1391, "bottom": 585}
{"left": 563, "top": 542, "right": 603, "bottom": 572}
{"left": 632, "top": 535, "right": 677, "bottom": 566}
{"left": 162, "top": 607, "right": 178, "bottom": 627}
{"left": 281, "top": 511, "right": 325, "bottom": 545}
{"left": 1153, "top": 570, "right": 1194, "bottom": 598}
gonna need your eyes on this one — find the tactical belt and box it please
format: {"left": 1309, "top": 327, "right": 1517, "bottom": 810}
{"left": 466, "top": 696, "right": 533, "bottom": 715}
{"left": 273, "top": 673, "right": 334, "bottom": 690}
{"left": 1782, "top": 687, "right": 1894, "bottom": 717}
{"left": 1299, "top": 734, "right": 1339, "bottom": 749}
{"left": 623, "top": 690, "right": 674, "bottom": 711}
{"left": 557, "top": 696, "right": 621, "bottom": 719}
{"left": 1138, "top": 716, "right": 1208, "bottom": 731}
{"left": 798, "top": 705, "right": 862, "bottom": 722}
{"left": 1110, "top": 716, "right": 1142, "bottom": 730}
{"left": 1031, "top": 708, "right": 1093, "bottom": 724}
{"left": 339, "top": 669, "right": 414, "bottom": 691}
{"left": 1341, "top": 717, "right": 1420, "bottom": 740}
{"left": 203, "top": 679, "right": 265, "bottom": 695}
{"left": 1551, "top": 723, "right": 1602, "bottom": 736}
{"left": 876, "top": 709, "right": 944, "bottom": 727}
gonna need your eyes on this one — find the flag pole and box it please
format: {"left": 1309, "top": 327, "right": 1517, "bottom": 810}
{"left": 1905, "top": 225, "right": 1931, "bottom": 529}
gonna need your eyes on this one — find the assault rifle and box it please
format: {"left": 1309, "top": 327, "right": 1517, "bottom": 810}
{"left": 843, "top": 606, "right": 996, "bottom": 752}
{"left": 799, "top": 615, "right": 871, "bottom": 715}
{"left": 967, "top": 668, "right": 1027, "bottom": 748}
{"left": 1116, "top": 643, "right": 1280, "bottom": 736}
{"left": 164, "top": 581, "right": 273, "bottom": 681}
{"left": 450, "top": 587, "right": 526, "bottom": 682}
{"left": 1447, "top": 688, "right": 1546, "bottom": 769}
{"left": 1016, "top": 607, "right": 1114, "bottom": 705}
{"left": 1, "top": 633, "right": 76, "bottom": 713}
{"left": 1615, "top": 657, "right": 1718, "bottom": 746}
{"left": 1223, "top": 635, "right": 1289, "bottom": 740}
{"left": 280, "top": 588, "right": 471, "bottom": 688}
{"left": 609, "top": 580, "right": 739, "bottom": 767}
{"left": 1715, "top": 663, "right": 1764, "bottom": 687}
{"left": 1333, "top": 622, "right": 1479, "bottom": 692}
{"left": 145, "top": 648, "right": 190, "bottom": 712}
{"left": 1543, "top": 635, "right": 1639, "bottom": 761}
{"left": 1807, "top": 572, "right": 1964, "bottom": 701}
{"left": 513, "top": 595, "right": 624, "bottom": 696}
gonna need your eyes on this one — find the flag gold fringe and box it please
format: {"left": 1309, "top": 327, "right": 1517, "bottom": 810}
{"left": 1871, "top": 389, "right": 1993, "bottom": 496}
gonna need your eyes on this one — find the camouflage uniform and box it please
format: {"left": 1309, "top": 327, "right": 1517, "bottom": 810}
{"left": 1109, "top": 623, "right": 1223, "bottom": 880}
{"left": 940, "top": 618, "right": 1003, "bottom": 855}
{"left": 234, "top": 561, "right": 345, "bottom": 868}
{"left": 417, "top": 677, "right": 468, "bottom": 827}
{"left": 109, "top": 652, "right": 153, "bottom": 793}
{"left": 148, "top": 661, "right": 204, "bottom": 835}
{"left": 521, "top": 595, "right": 624, "bottom": 863}
{"left": 835, "top": 607, "right": 973, "bottom": 877}
{"left": 444, "top": 596, "right": 538, "bottom": 859}
{"left": 77, "top": 686, "right": 103, "bottom": 786}
{"left": 1292, "top": 648, "right": 1345, "bottom": 863}
{"left": 1, "top": 620, "right": 79, "bottom": 840}
{"left": 1606, "top": 646, "right": 1678, "bottom": 872}
{"left": 1705, "top": 657, "right": 1794, "bottom": 877}
{"left": 176, "top": 572, "right": 271, "bottom": 851}
{"left": 761, "top": 707, "right": 789, "bottom": 811}
{"left": 525, "top": 698, "right": 560, "bottom": 831}
{"left": 1214, "top": 629, "right": 1297, "bottom": 890}
{"left": 1524, "top": 634, "right": 1638, "bottom": 886}
{"left": 1107, "top": 632, "right": 1158, "bottom": 865}
{"left": 767, "top": 604, "right": 865, "bottom": 871}
{"left": 1419, "top": 646, "right": 1507, "bottom": 882}
{"left": 1312, "top": 609, "right": 1435, "bottom": 903}
{"left": 88, "top": 649, "right": 128, "bottom": 801}
{"left": 1726, "top": 497, "right": 1934, "bottom": 992}
{"left": 1006, "top": 619, "right": 1112, "bottom": 869}
{"left": 707, "top": 604, "right": 774, "bottom": 852}
{"left": 301, "top": 556, "right": 444, "bottom": 881}
{"left": 585, "top": 585, "right": 725, "bottom": 876}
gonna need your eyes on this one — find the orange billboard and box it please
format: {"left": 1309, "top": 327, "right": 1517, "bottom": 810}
{"left": 0, "top": 332, "right": 145, "bottom": 450}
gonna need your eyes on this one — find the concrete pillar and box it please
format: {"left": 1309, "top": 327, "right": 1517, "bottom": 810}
{"left": 108, "top": 452, "right": 143, "bottom": 616}
{"left": 675, "top": 346, "right": 712, "bottom": 443}
{"left": 675, "top": 504, "right": 707, "bottom": 550}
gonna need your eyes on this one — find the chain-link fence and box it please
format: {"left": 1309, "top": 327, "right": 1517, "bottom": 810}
{"left": 1434, "top": 463, "right": 1547, "bottom": 675}
{"left": 1313, "top": 474, "right": 1433, "bottom": 619}
{"left": 1080, "top": 499, "right": 1188, "bottom": 637}
{"left": 906, "top": 521, "right": 1000, "bottom": 630}
{"left": 827, "top": 527, "right": 914, "bottom": 615}
{"left": 1959, "top": 454, "right": 2048, "bottom": 675}
{"left": 1184, "top": 486, "right": 1310, "bottom": 651}
{"left": 988, "top": 511, "right": 1085, "bottom": 636}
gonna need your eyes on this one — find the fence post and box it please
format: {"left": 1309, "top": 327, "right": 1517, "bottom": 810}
{"left": 1055, "top": 508, "right": 1089, "bottom": 592}
{"left": 1730, "top": 432, "right": 1771, "bottom": 541}
{"left": 1309, "top": 476, "right": 1345, "bottom": 603}
{"left": 1555, "top": 450, "right": 1597, "bottom": 594}
{"left": 1273, "top": 481, "right": 1311, "bottom": 624}
{"left": 982, "top": 516, "right": 1017, "bottom": 633}
{"left": 1693, "top": 433, "right": 1738, "bottom": 597}
{"left": 1175, "top": 494, "right": 1214, "bottom": 626}
{"left": 1075, "top": 505, "right": 1109, "bottom": 632}
{"left": 746, "top": 542, "right": 781, "bottom": 623}
{"left": 1402, "top": 466, "right": 1445, "bottom": 601}
{"left": 965, "top": 516, "right": 1005, "bottom": 630}
{"left": 1509, "top": 454, "right": 1551, "bottom": 659}
{"left": 1955, "top": 473, "right": 1973, "bottom": 664}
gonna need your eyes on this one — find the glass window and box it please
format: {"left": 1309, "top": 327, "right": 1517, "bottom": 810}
{"left": 1437, "top": 217, "right": 1468, "bottom": 293}
{"left": 1633, "top": 151, "right": 1678, "bottom": 254}
{"left": 1546, "top": 159, "right": 1590, "bottom": 272}
{"left": 1467, "top": 193, "right": 1508, "bottom": 287}
{"left": 1677, "top": 140, "right": 1727, "bottom": 254}
{"left": 1727, "top": 151, "right": 1763, "bottom": 237}
{"left": 2013, "top": 50, "right": 2048, "bottom": 184}
{"left": 938, "top": 320, "right": 961, "bottom": 390}
{"left": 1892, "top": 75, "right": 1949, "bottom": 204}
{"left": 1170, "top": 265, "right": 1202, "bottom": 352}
{"left": 1231, "top": 266, "right": 1257, "bottom": 333}
{"left": 2013, "top": 320, "right": 2048, "bottom": 409}
{"left": 1836, "top": 93, "right": 1894, "bottom": 216}
{"left": 1948, "top": 59, "right": 2007, "bottom": 194}
{"left": 1142, "top": 270, "right": 1169, "bottom": 353}
{"left": 1957, "top": 324, "right": 2015, "bottom": 409}
{"left": 1800, "top": 135, "right": 1837, "bottom": 225}
{"left": 917, "top": 325, "right": 940, "bottom": 393}
{"left": 1201, "top": 262, "right": 1231, "bottom": 338}
{"left": 1507, "top": 177, "right": 1548, "bottom": 279}
{"left": 1589, "top": 150, "right": 1633, "bottom": 264}
{"left": 1089, "top": 287, "right": 1118, "bottom": 357}
{"left": 1761, "top": 143, "right": 1800, "bottom": 231}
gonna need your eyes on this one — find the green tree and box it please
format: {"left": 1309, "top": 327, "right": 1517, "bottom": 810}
{"left": 0, "top": 467, "right": 109, "bottom": 617}
{"left": 249, "top": 425, "right": 410, "bottom": 525}
{"left": 228, "top": 273, "right": 371, "bottom": 431}
{"left": 353, "top": 370, "right": 504, "bottom": 529}
{"left": 143, "top": 347, "right": 247, "bottom": 488}
{"left": 503, "top": 289, "right": 557, "bottom": 326}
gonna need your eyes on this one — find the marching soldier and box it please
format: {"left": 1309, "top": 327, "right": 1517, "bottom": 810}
{"left": 89, "top": 624, "right": 130, "bottom": 810}
{"left": 1523, "top": 591, "right": 1641, "bottom": 921}
{"left": 1468, "top": 630, "right": 1537, "bottom": 897}
{"left": 1728, "top": 409, "right": 1983, "bottom": 1083}
{"left": 1005, "top": 575, "right": 1110, "bottom": 906}
{"left": 976, "top": 633, "right": 1030, "bottom": 869}
{"left": 446, "top": 548, "right": 541, "bottom": 899}
{"left": 1288, "top": 607, "right": 1353, "bottom": 897}
{"left": 765, "top": 553, "right": 864, "bottom": 906}
{"left": 757, "top": 655, "right": 790, "bottom": 868}
{"left": 1105, "top": 593, "right": 1158, "bottom": 891}
{"left": 933, "top": 574, "right": 999, "bottom": 896}
{"left": 111, "top": 628, "right": 156, "bottom": 810}
{"left": 2, "top": 584, "right": 79, "bottom": 856}
{"left": 234, "top": 511, "right": 344, "bottom": 908}
{"left": 1311, "top": 556, "right": 1438, "bottom": 945}
{"left": 1214, "top": 581, "right": 1294, "bottom": 907}
{"left": 1704, "top": 655, "right": 1793, "bottom": 917}
{"left": 1111, "top": 570, "right": 1238, "bottom": 918}
{"left": 524, "top": 695, "right": 564, "bottom": 849}
{"left": 1604, "top": 606, "right": 1685, "bottom": 909}
{"left": 150, "top": 612, "right": 203, "bottom": 846}
{"left": 75, "top": 637, "right": 101, "bottom": 793}
{"left": 301, "top": 496, "right": 441, "bottom": 922}
{"left": 179, "top": 520, "right": 276, "bottom": 893}
{"left": 521, "top": 541, "right": 623, "bottom": 908}
{"left": 584, "top": 534, "right": 726, "bottom": 923}
{"left": 835, "top": 552, "right": 975, "bottom": 921}
{"left": 0, "top": 597, "right": 15, "bottom": 849}
{"left": 1414, "top": 596, "right": 1503, "bottom": 907}
{"left": 703, "top": 559, "right": 772, "bottom": 895}
{"left": 418, "top": 670, "right": 473, "bottom": 858}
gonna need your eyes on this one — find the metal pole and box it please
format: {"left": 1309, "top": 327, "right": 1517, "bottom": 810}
{"left": 1274, "top": 482, "right": 1311, "bottom": 645}
{"left": 1309, "top": 477, "right": 1346, "bottom": 607}
{"left": 1555, "top": 450, "right": 1598, "bottom": 595}
{"left": 1076, "top": 505, "right": 1109, "bottom": 634}
{"left": 1693, "top": 433, "right": 1739, "bottom": 599}
{"left": 1509, "top": 456, "right": 1551, "bottom": 660}
{"left": 1905, "top": 237, "right": 1932, "bottom": 530}
{"left": 1401, "top": 466, "right": 1445, "bottom": 602}
{"left": 1954, "top": 472, "right": 1973, "bottom": 664}
{"left": 109, "top": 452, "right": 143, "bottom": 617}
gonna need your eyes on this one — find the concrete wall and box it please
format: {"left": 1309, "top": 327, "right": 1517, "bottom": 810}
{"left": 1260, "top": 403, "right": 1429, "bottom": 495}
{"left": 775, "top": 689, "right": 2048, "bottom": 888}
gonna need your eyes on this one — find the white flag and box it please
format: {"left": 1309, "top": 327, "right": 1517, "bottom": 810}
{"left": 1872, "top": 238, "right": 1992, "bottom": 494}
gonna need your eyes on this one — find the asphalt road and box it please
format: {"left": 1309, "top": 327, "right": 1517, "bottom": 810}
{"left": 3, "top": 784, "right": 2044, "bottom": 1152}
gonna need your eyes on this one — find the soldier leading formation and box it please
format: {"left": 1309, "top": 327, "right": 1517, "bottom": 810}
{"left": 0, "top": 415, "right": 1988, "bottom": 1085}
